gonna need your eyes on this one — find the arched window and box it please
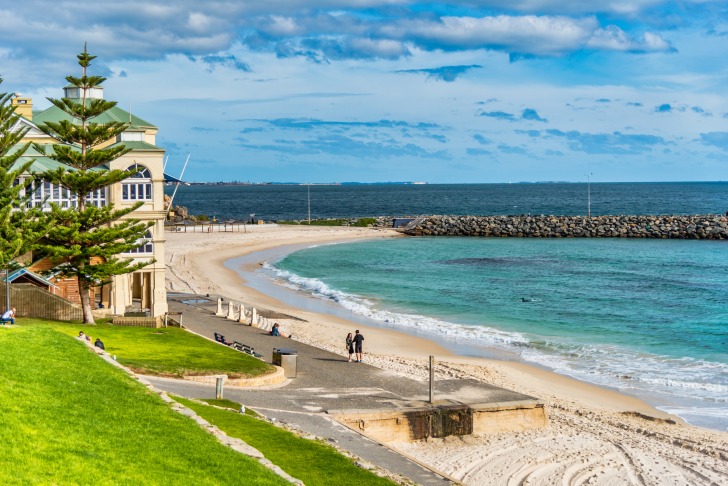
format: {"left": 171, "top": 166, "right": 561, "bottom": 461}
{"left": 128, "top": 229, "right": 154, "bottom": 254}
{"left": 122, "top": 164, "right": 153, "bottom": 201}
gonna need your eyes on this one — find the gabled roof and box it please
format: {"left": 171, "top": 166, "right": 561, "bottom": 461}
{"left": 12, "top": 115, "right": 54, "bottom": 138}
{"left": 8, "top": 143, "right": 109, "bottom": 172}
{"left": 6, "top": 268, "right": 57, "bottom": 288}
{"left": 32, "top": 104, "right": 156, "bottom": 130}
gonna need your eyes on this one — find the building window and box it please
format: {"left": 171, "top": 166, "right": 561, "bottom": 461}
{"left": 128, "top": 230, "right": 154, "bottom": 254}
{"left": 122, "top": 164, "right": 153, "bottom": 201}
{"left": 25, "top": 179, "right": 107, "bottom": 209}
{"left": 119, "top": 131, "right": 144, "bottom": 142}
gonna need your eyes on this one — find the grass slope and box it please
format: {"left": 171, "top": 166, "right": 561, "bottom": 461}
{"left": 0, "top": 325, "right": 286, "bottom": 485}
{"left": 52, "top": 321, "right": 273, "bottom": 378}
{"left": 174, "top": 397, "right": 396, "bottom": 486}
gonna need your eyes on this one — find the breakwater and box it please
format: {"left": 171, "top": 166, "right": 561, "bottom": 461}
{"left": 401, "top": 215, "right": 728, "bottom": 239}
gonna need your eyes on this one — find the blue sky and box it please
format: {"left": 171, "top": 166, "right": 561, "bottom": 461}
{"left": 2, "top": 0, "right": 728, "bottom": 183}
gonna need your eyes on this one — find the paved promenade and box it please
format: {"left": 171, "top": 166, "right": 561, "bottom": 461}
{"left": 148, "top": 293, "right": 540, "bottom": 485}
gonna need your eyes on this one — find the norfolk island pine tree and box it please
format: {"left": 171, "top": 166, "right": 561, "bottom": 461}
{"left": 0, "top": 79, "right": 50, "bottom": 307}
{"left": 33, "top": 46, "right": 154, "bottom": 324}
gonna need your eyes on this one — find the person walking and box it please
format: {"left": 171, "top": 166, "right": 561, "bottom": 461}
{"left": 345, "top": 333, "right": 355, "bottom": 362}
{"left": 1, "top": 307, "right": 16, "bottom": 325}
{"left": 352, "top": 330, "right": 364, "bottom": 363}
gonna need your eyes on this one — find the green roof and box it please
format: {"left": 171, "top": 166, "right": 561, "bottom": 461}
{"left": 32, "top": 104, "right": 156, "bottom": 130}
{"left": 108, "top": 140, "right": 164, "bottom": 151}
{"left": 7, "top": 143, "right": 109, "bottom": 173}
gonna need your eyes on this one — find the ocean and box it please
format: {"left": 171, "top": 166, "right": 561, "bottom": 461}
{"left": 166, "top": 181, "right": 728, "bottom": 222}
{"left": 192, "top": 182, "right": 728, "bottom": 431}
{"left": 266, "top": 237, "right": 727, "bottom": 431}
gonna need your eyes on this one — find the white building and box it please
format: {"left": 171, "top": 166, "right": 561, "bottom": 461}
{"left": 10, "top": 87, "right": 168, "bottom": 317}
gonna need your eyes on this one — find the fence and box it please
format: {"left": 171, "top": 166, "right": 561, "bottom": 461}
{"left": 0, "top": 283, "right": 84, "bottom": 321}
{"left": 110, "top": 316, "right": 161, "bottom": 328}
{"left": 165, "top": 221, "right": 249, "bottom": 233}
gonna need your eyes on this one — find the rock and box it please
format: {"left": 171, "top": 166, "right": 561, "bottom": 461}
{"left": 403, "top": 214, "right": 728, "bottom": 240}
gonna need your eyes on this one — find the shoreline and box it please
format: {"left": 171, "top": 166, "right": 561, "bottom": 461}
{"left": 166, "top": 225, "right": 675, "bottom": 418}
{"left": 165, "top": 224, "right": 728, "bottom": 485}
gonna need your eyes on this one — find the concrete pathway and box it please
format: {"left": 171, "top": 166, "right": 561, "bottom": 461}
{"left": 152, "top": 293, "right": 540, "bottom": 485}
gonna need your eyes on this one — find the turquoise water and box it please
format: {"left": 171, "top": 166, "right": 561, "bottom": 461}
{"left": 269, "top": 237, "right": 728, "bottom": 431}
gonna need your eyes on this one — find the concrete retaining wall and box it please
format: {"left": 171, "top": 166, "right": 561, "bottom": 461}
{"left": 183, "top": 366, "right": 286, "bottom": 387}
{"left": 403, "top": 214, "right": 728, "bottom": 239}
{"left": 471, "top": 400, "right": 549, "bottom": 435}
{"left": 331, "top": 400, "right": 547, "bottom": 442}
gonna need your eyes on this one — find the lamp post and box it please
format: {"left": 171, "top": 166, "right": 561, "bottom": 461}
{"left": 585, "top": 173, "right": 593, "bottom": 218}
{"left": 307, "top": 183, "right": 311, "bottom": 225}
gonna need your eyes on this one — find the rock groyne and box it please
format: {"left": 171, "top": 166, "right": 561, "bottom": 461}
{"left": 402, "top": 215, "right": 728, "bottom": 240}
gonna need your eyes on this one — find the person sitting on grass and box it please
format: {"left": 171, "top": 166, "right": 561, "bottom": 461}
{"left": 78, "top": 331, "right": 91, "bottom": 341}
{"left": 94, "top": 338, "right": 105, "bottom": 350}
{"left": 1, "top": 307, "right": 16, "bottom": 325}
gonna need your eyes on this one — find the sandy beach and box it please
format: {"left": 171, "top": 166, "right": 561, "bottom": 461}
{"left": 165, "top": 225, "right": 728, "bottom": 485}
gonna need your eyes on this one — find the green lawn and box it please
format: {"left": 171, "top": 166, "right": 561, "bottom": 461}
{"left": 49, "top": 320, "right": 274, "bottom": 378}
{"left": 174, "top": 397, "right": 397, "bottom": 486}
{"left": 0, "top": 325, "right": 287, "bottom": 485}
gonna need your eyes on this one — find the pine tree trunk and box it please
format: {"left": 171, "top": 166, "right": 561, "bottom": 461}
{"left": 77, "top": 193, "right": 95, "bottom": 324}
{"left": 79, "top": 277, "right": 95, "bottom": 324}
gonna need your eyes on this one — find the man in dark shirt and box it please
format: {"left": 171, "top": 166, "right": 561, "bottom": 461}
{"left": 94, "top": 338, "right": 105, "bottom": 350}
{"left": 352, "top": 330, "right": 364, "bottom": 363}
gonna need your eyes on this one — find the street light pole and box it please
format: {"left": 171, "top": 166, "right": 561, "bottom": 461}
{"left": 585, "top": 173, "right": 593, "bottom": 218}
{"left": 307, "top": 183, "right": 311, "bottom": 225}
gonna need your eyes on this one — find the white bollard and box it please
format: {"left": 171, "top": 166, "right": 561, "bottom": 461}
{"left": 251, "top": 308, "right": 258, "bottom": 327}
{"left": 216, "top": 298, "right": 224, "bottom": 316}
{"left": 227, "top": 301, "right": 235, "bottom": 320}
{"left": 238, "top": 304, "right": 247, "bottom": 324}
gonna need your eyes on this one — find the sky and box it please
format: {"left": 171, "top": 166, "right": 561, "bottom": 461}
{"left": 2, "top": 1, "right": 728, "bottom": 183}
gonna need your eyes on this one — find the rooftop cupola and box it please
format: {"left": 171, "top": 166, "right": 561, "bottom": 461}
{"left": 64, "top": 85, "right": 104, "bottom": 100}
{"left": 11, "top": 93, "right": 33, "bottom": 119}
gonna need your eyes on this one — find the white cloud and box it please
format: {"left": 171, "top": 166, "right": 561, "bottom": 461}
{"left": 264, "top": 16, "right": 304, "bottom": 36}
{"left": 348, "top": 38, "right": 409, "bottom": 58}
{"left": 450, "top": 0, "right": 698, "bottom": 16}
{"left": 384, "top": 15, "right": 662, "bottom": 56}
{"left": 187, "top": 12, "right": 221, "bottom": 33}
{"left": 587, "top": 26, "right": 671, "bottom": 52}
{"left": 642, "top": 31, "right": 672, "bottom": 51}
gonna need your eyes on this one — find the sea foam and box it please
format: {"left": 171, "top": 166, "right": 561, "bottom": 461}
{"left": 263, "top": 261, "right": 728, "bottom": 428}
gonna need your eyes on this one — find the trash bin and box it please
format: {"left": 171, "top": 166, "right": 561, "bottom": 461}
{"left": 272, "top": 347, "right": 297, "bottom": 378}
